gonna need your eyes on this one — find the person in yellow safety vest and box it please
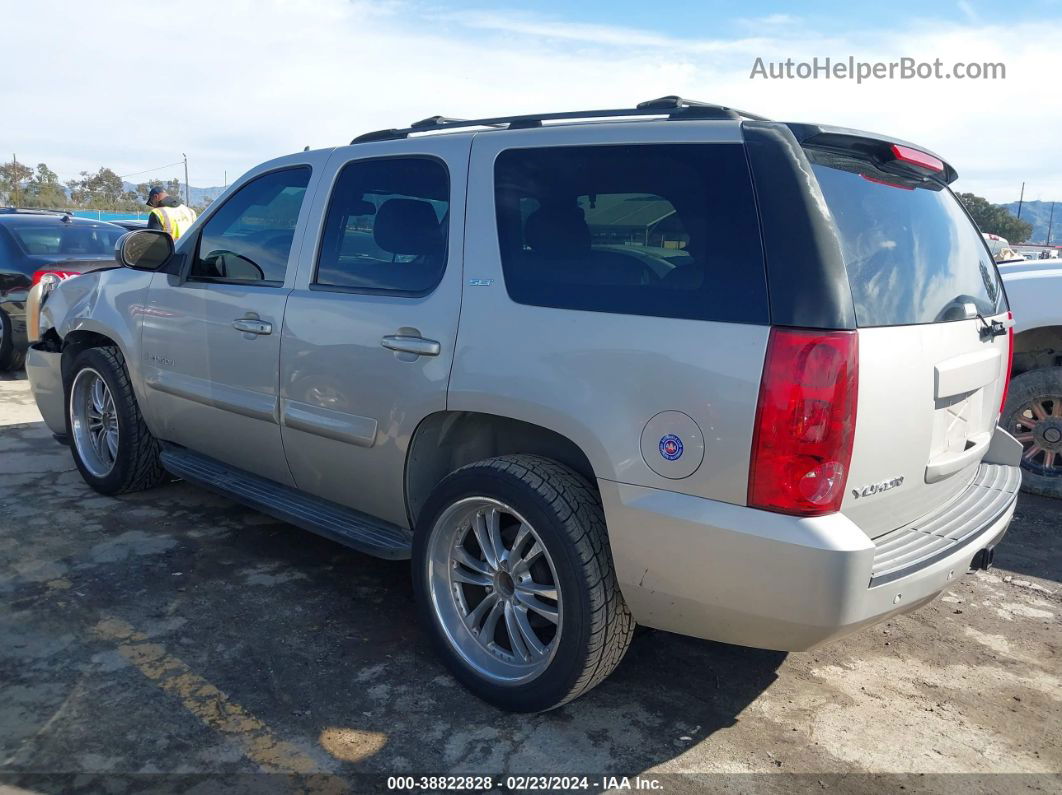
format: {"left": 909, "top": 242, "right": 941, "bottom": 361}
{"left": 145, "top": 186, "right": 197, "bottom": 240}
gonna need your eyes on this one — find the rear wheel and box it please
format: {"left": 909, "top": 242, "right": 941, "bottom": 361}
{"left": 413, "top": 455, "right": 634, "bottom": 712}
{"left": 67, "top": 346, "right": 168, "bottom": 495}
{"left": 1002, "top": 367, "right": 1062, "bottom": 498}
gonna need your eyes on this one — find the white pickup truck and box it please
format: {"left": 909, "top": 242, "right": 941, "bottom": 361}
{"left": 996, "top": 250, "right": 1062, "bottom": 497}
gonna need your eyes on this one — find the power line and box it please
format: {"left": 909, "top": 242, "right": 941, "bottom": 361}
{"left": 119, "top": 160, "right": 186, "bottom": 180}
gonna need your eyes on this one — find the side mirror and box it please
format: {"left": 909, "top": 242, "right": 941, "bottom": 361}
{"left": 116, "top": 229, "right": 174, "bottom": 271}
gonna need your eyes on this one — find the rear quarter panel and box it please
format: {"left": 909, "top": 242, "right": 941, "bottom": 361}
{"left": 451, "top": 122, "right": 768, "bottom": 505}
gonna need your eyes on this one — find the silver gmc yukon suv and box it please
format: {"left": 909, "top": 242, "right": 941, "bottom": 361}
{"left": 26, "top": 97, "right": 1023, "bottom": 712}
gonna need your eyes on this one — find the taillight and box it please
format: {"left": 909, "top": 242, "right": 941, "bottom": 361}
{"left": 890, "top": 144, "right": 944, "bottom": 173}
{"left": 748, "top": 328, "right": 859, "bottom": 517}
{"left": 31, "top": 269, "right": 81, "bottom": 286}
{"left": 999, "top": 311, "right": 1015, "bottom": 417}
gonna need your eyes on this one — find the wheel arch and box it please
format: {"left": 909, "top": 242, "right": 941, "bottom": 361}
{"left": 405, "top": 411, "right": 597, "bottom": 527}
{"left": 60, "top": 329, "right": 125, "bottom": 386}
{"left": 1012, "top": 324, "right": 1062, "bottom": 376}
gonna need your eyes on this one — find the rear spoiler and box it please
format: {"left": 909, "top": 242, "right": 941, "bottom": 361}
{"left": 784, "top": 122, "right": 959, "bottom": 185}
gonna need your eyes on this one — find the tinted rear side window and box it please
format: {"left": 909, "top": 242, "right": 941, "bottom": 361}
{"left": 494, "top": 144, "right": 768, "bottom": 324}
{"left": 809, "top": 152, "right": 1006, "bottom": 326}
{"left": 315, "top": 157, "right": 449, "bottom": 295}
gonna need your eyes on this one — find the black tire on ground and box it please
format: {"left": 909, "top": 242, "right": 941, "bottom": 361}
{"left": 65, "top": 345, "right": 168, "bottom": 495}
{"left": 412, "top": 454, "right": 635, "bottom": 712}
{"left": 1002, "top": 366, "right": 1062, "bottom": 499}
{"left": 0, "top": 307, "right": 24, "bottom": 372}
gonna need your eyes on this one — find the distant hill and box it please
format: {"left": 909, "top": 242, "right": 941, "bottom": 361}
{"left": 998, "top": 200, "right": 1060, "bottom": 244}
{"left": 121, "top": 181, "right": 225, "bottom": 207}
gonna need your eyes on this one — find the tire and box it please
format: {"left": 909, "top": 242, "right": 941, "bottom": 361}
{"left": 1001, "top": 367, "right": 1062, "bottom": 499}
{"left": 0, "top": 307, "right": 24, "bottom": 372}
{"left": 412, "top": 455, "right": 634, "bottom": 712}
{"left": 66, "top": 346, "right": 167, "bottom": 495}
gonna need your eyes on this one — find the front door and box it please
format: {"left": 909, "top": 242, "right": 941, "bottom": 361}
{"left": 140, "top": 164, "right": 316, "bottom": 485}
{"left": 279, "top": 138, "right": 469, "bottom": 527}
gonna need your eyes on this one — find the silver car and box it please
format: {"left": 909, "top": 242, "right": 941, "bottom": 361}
{"left": 26, "top": 97, "right": 1022, "bottom": 712}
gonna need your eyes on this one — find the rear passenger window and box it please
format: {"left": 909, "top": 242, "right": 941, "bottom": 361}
{"left": 315, "top": 157, "right": 449, "bottom": 295}
{"left": 191, "top": 167, "right": 310, "bottom": 285}
{"left": 494, "top": 144, "right": 768, "bottom": 323}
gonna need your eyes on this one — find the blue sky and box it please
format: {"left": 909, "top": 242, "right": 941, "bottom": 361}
{"left": 5, "top": 0, "right": 1061, "bottom": 202}
{"left": 425, "top": 0, "right": 1057, "bottom": 35}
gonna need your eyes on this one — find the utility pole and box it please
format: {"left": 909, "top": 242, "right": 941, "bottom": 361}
{"left": 11, "top": 153, "right": 18, "bottom": 206}
{"left": 183, "top": 153, "right": 189, "bottom": 206}
{"left": 1047, "top": 201, "right": 1056, "bottom": 246}
{"left": 1017, "top": 181, "right": 1025, "bottom": 219}
{"left": 224, "top": 170, "right": 227, "bottom": 189}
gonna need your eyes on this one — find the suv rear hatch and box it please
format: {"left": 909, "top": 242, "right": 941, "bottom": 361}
{"left": 800, "top": 134, "right": 1010, "bottom": 539}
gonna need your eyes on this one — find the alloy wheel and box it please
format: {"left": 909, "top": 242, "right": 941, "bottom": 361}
{"left": 426, "top": 498, "right": 563, "bottom": 685}
{"left": 70, "top": 368, "right": 120, "bottom": 478}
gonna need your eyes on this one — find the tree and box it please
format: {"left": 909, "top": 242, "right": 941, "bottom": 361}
{"left": 67, "top": 167, "right": 127, "bottom": 209}
{"left": 957, "top": 192, "right": 1033, "bottom": 243}
{"left": 0, "top": 159, "right": 33, "bottom": 205}
{"left": 23, "top": 163, "right": 67, "bottom": 209}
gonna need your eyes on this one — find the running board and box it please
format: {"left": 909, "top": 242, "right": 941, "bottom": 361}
{"left": 159, "top": 446, "right": 412, "bottom": 560}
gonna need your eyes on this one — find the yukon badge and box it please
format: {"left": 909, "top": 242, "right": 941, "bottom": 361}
{"left": 852, "top": 476, "right": 904, "bottom": 499}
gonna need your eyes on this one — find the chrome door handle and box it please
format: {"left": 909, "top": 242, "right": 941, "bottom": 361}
{"left": 232, "top": 318, "right": 272, "bottom": 335}
{"left": 381, "top": 334, "right": 441, "bottom": 357}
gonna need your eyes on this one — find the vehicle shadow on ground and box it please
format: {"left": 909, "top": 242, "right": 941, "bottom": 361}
{"left": 992, "top": 492, "right": 1061, "bottom": 584}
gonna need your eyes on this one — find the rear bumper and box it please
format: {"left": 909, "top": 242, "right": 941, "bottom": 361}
{"left": 26, "top": 345, "right": 66, "bottom": 436}
{"left": 601, "top": 463, "right": 1020, "bottom": 652}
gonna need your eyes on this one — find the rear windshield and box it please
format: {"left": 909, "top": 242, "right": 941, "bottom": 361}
{"left": 9, "top": 222, "right": 125, "bottom": 257}
{"left": 809, "top": 151, "right": 1006, "bottom": 326}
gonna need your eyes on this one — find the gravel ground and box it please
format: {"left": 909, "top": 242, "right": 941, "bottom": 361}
{"left": 0, "top": 372, "right": 1059, "bottom": 793}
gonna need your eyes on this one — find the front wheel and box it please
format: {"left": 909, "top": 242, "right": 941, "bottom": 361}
{"left": 413, "top": 455, "right": 634, "bottom": 712}
{"left": 1002, "top": 366, "right": 1062, "bottom": 498}
{"left": 67, "top": 346, "right": 168, "bottom": 495}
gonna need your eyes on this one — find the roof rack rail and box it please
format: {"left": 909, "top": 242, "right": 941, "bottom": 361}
{"left": 351, "top": 96, "right": 769, "bottom": 144}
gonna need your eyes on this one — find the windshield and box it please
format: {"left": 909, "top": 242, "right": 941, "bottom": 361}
{"left": 809, "top": 151, "right": 1006, "bottom": 326}
{"left": 9, "top": 223, "right": 125, "bottom": 257}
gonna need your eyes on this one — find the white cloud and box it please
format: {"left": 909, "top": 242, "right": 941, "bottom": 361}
{"left": 3, "top": 0, "right": 1060, "bottom": 202}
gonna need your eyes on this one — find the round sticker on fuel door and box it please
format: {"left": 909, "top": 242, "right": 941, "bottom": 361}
{"left": 659, "top": 434, "right": 684, "bottom": 461}
{"left": 641, "top": 411, "right": 704, "bottom": 479}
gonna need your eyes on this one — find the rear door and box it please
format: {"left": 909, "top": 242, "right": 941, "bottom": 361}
{"left": 278, "top": 137, "right": 469, "bottom": 528}
{"left": 807, "top": 150, "right": 1011, "bottom": 537}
